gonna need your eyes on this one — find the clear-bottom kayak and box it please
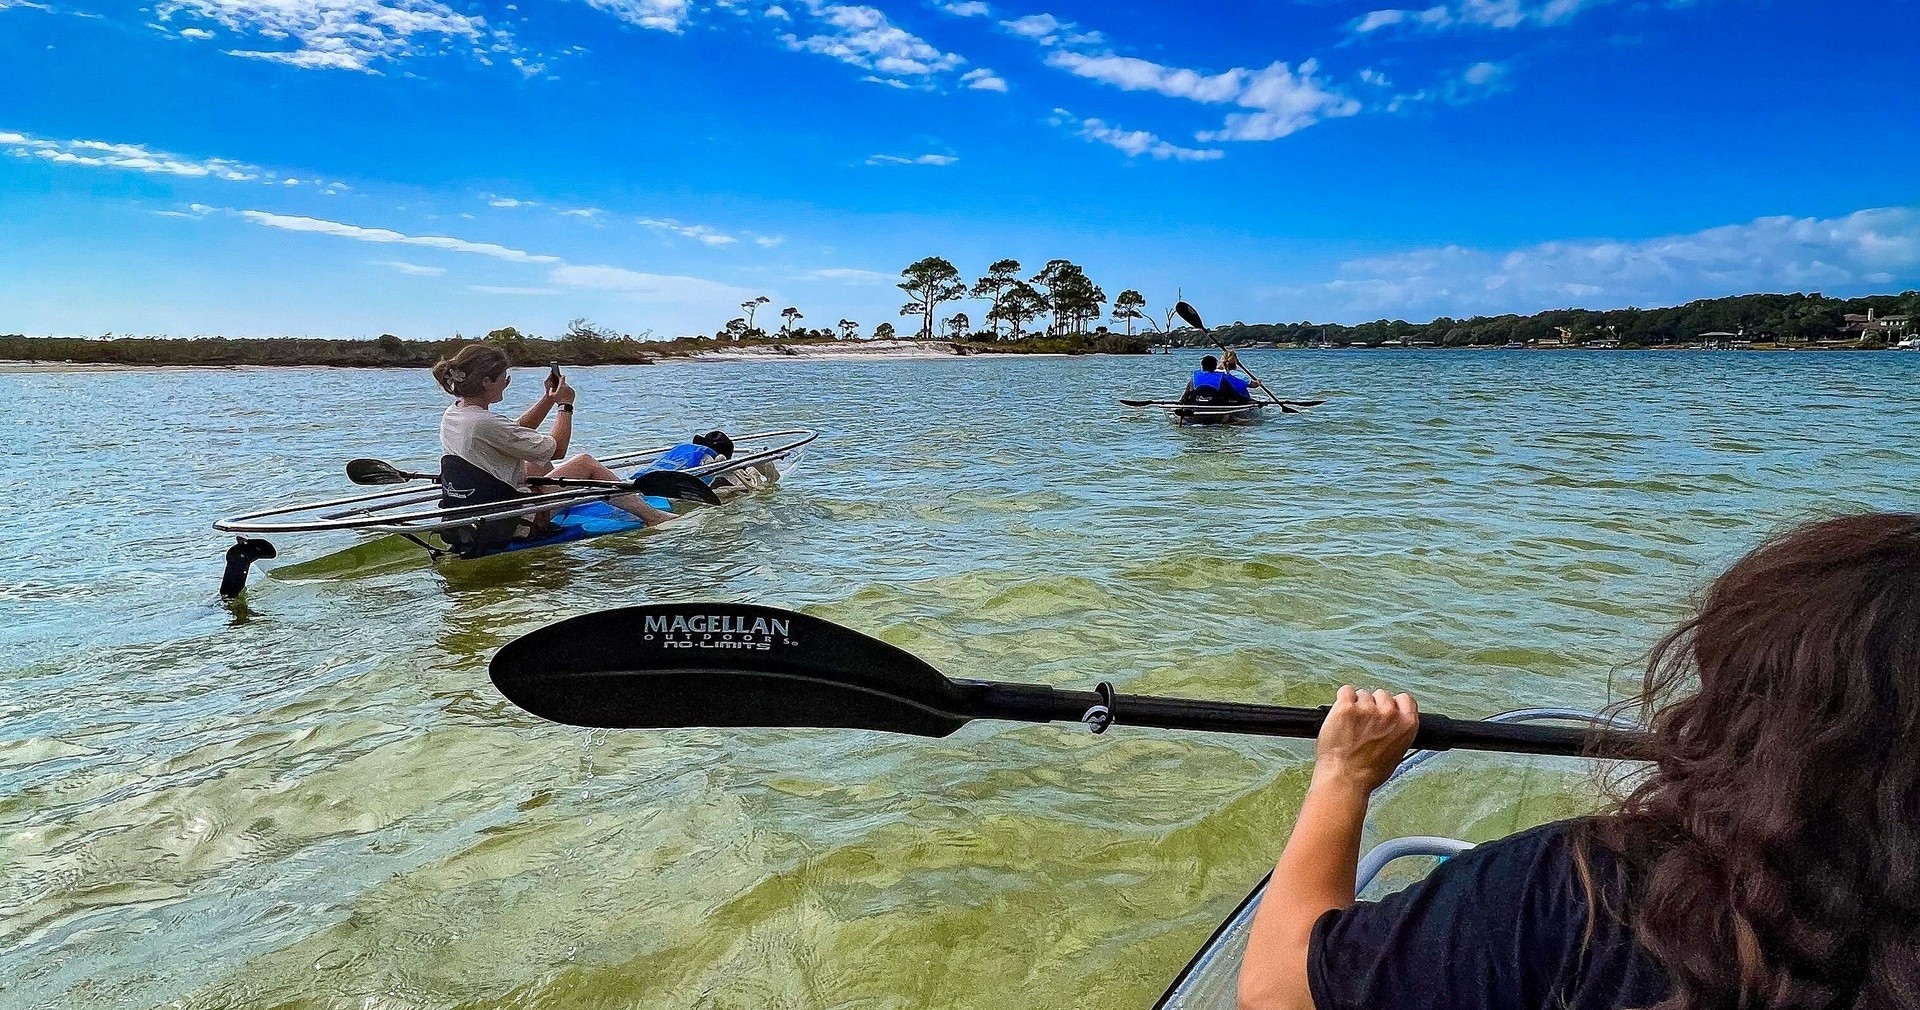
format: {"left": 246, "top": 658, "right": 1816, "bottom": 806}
{"left": 219, "top": 429, "right": 812, "bottom": 584}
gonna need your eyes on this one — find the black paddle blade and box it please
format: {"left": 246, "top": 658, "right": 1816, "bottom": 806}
{"left": 632, "top": 470, "right": 722, "bottom": 505}
{"left": 1174, "top": 300, "right": 1206, "bottom": 331}
{"left": 218, "top": 536, "right": 277, "bottom": 598}
{"left": 490, "top": 603, "right": 975, "bottom": 736}
{"left": 346, "top": 458, "right": 414, "bottom": 485}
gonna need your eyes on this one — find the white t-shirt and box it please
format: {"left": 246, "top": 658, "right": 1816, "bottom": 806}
{"left": 441, "top": 404, "right": 556, "bottom": 491}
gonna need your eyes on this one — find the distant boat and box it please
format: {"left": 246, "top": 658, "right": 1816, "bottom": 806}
{"left": 1896, "top": 337, "right": 1920, "bottom": 351}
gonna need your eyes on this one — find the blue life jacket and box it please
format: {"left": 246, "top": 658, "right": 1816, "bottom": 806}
{"left": 644, "top": 443, "right": 720, "bottom": 474}
{"left": 1189, "top": 370, "right": 1251, "bottom": 398}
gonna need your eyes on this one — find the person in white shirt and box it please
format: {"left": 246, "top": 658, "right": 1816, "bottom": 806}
{"left": 430, "top": 345, "right": 671, "bottom": 525}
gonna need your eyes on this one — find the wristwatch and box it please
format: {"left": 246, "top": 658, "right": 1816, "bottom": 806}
{"left": 558, "top": 403, "right": 574, "bottom": 413}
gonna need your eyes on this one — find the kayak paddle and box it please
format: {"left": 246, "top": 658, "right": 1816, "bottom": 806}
{"left": 347, "top": 458, "right": 721, "bottom": 505}
{"left": 1174, "top": 301, "right": 1297, "bottom": 411}
{"left": 347, "top": 458, "right": 436, "bottom": 485}
{"left": 1118, "top": 397, "right": 1326, "bottom": 411}
{"left": 489, "top": 603, "right": 1653, "bottom": 760}
{"left": 627, "top": 470, "right": 723, "bottom": 505}
{"left": 218, "top": 536, "right": 278, "bottom": 598}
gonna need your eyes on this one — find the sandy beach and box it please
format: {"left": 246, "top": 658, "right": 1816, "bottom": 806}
{"left": 681, "top": 339, "right": 965, "bottom": 362}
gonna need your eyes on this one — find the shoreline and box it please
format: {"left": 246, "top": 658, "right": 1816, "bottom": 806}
{"left": 2, "top": 343, "right": 1904, "bottom": 374}
{"left": 0, "top": 340, "right": 1086, "bottom": 372}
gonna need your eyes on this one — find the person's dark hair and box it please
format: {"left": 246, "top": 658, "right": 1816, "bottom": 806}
{"left": 1201, "top": 355, "right": 1219, "bottom": 371}
{"left": 1582, "top": 514, "right": 1920, "bottom": 1009}
{"left": 693, "top": 430, "right": 734, "bottom": 457}
{"left": 432, "top": 344, "right": 510, "bottom": 398}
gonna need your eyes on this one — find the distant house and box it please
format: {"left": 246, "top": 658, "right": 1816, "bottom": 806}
{"left": 1698, "top": 330, "right": 1738, "bottom": 349}
{"left": 1842, "top": 309, "right": 1912, "bottom": 338}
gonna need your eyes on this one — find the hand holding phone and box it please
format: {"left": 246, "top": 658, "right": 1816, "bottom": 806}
{"left": 546, "top": 361, "right": 563, "bottom": 394}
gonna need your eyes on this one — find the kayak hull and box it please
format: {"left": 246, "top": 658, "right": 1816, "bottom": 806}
{"left": 1117, "top": 399, "right": 1267, "bottom": 425}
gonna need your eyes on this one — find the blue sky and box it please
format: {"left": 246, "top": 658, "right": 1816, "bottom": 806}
{"left": 2, "top": 0, "right": 1916, "bottom": 338}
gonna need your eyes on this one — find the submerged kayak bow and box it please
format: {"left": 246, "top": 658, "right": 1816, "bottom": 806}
{"left": 490, "top": 603, "right": 1654, "bottom": 760}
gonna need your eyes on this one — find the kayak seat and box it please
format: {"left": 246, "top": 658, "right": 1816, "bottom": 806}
{"left": 437, "top": 454, "right": 542, "bottom": 558}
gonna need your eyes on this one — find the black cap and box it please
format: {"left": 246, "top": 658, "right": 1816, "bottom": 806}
{"left": 693, "top": 430, "right": 734, "bottom": 457}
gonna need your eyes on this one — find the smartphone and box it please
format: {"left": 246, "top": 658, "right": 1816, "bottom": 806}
{"left": 547, "top": 361, "right": 562, "bottom": 391}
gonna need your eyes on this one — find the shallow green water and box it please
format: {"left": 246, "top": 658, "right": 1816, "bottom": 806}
{"left": 2, "top": 351, "right": 1915, "bottom": 1008}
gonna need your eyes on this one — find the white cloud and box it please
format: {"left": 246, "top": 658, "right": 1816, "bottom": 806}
{"left": 238, "top": 210, "right": 563, "bottom": 262}
{"left": 1350, "top": 0, "right": 1615, "bottom": 36}
{"left": 488, "top": 195, "right": 611, "bottom": 221}
{"left": 866, "top": 152, "right": 958, "bottom": 165}
{"left": 178, "top": 26, "right": 215, "bottom": 38}
{"left": 0, "top": 130, "right": 263, "bottom": 181}
{"left": 154, "top": 0, "right": 490, "bottom": 72}
{"left": 0, "top": 0, "right": 54, "bottom": 11}
{"left": 469, "top": 285, "right": 559, "bottom": 295}
{"left": 806, "top": 267, "right": 895, "bottom": 283}
{"left": 637, "top": 216, "right": 740, "bottom": 246}
{"left": 582, "top": 0, "right": 690, "bottom": 33}
{"left": 960, "top": 67, "right": 1007, "bottom": 91}
{"left": 374, "top": 259, "right": 447, "bottom": 275}
{"left": 783, "top": 2, "right": 965, "bottom": 84}
{"left": 1275, "top": 206, "right": 1920, "bottom": 319}
{"left": 1000, "top": 13, "right": 1101, "bottom": 47}
{"left": 1043, "top": 50, "right": 1243, "bottom": 102}
{"left": 764, "top": 3, "right": 791, "bottom": 17}
{"left": 548, "top": 264, "right": 756, "bottom": 302}
{"left": 752, "top": 234, "right": 786, "bottom": 247}
{"left": 203, "top": 206, "right": 759, "bottom": 308}
{"left": 1006, "top": 17, "right": 1358, "bottom": 144}
{"left": 1051, "top": 109, "right": 1222, "bottom": 161}
{"left": 1384, "top": 61, "right": 1510, "bottom": 110}
{"left": 1198, "top": 61, "right": 1361, "bottom": 141}
{"left": 939, "top": 1, "right": 990, "bottom": 15}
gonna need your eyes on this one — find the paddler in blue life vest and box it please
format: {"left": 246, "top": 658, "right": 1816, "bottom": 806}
{"left": 1181, "top": 352, "right": 1262, "bottom": 405}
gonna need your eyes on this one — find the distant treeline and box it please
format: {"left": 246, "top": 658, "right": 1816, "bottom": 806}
{"left": 0, "top": 317, "right": 1148, "bottom": 366}
{"left": 1194, "top": 292, "right": 1919, "bottom": 348}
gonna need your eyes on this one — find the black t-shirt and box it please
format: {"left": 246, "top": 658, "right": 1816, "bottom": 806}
{"left": 1308, "top": 820, "right": 1671, "bottom": 1010}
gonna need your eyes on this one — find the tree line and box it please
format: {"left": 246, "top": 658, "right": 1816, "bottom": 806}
{"left": 5, "top": 290, "right": 1912, "bottom": 367}
{"left": 1194, "top": 291, "right": 1920, "bottom": 349}
{"left": 713, "top": 256, "right": 1164, "bottom": 345}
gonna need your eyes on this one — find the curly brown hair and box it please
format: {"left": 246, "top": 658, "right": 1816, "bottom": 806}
{"left": 1583, "top": 514, "right": 1920, "bottom": 1009}
{"left": 431, "top": 344, "right": 509, "bottom": 398}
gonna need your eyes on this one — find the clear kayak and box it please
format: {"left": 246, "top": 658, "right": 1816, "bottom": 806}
{"left": 1117, "top": 399, "right": 1268, "bottom": 425}
{"left": 1153, "top": 708, "right": 1640, "bottom": 1009}
{"left": 214, "top": 429, "right": 814, "bottom": 583}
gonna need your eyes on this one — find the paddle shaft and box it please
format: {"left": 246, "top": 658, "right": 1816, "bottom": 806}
{"left": 956, "top": 680, "right": 1649, "bottom": 759}
{"left": 527, "top": 475, "right": 633, "bottom": 490}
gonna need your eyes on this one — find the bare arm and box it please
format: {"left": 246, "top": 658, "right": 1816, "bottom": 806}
{"left": 517, "top": 389, "right": 555, "bottom": 429}
{"left": 1238, "top": 688, "right": 1419, "bottom": 1010}
{"left": 544, "top": 378, "right": 576, "bottom": 459}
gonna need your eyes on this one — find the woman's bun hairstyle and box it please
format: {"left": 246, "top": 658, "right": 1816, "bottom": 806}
{"left": 432, "top": 344, "right": 510, "bottom": 398}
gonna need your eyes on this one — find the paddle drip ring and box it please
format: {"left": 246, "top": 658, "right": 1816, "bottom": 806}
{"left": 1081, "top": 682, "right": 1116, "bottom": 735}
